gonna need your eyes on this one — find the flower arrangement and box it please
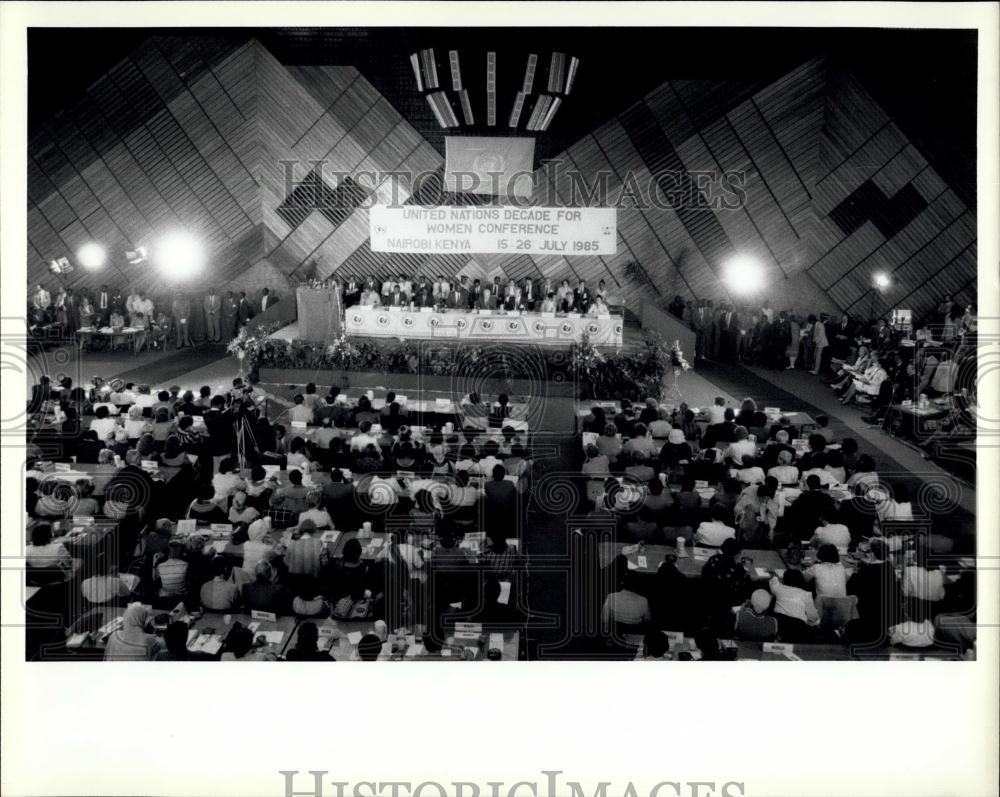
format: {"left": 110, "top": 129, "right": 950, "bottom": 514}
{"left": 669, "top": 340, "right": 691, "bottom": 372}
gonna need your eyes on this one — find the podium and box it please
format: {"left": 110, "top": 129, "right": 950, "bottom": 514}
{"left": 296, "top": 286, "right": 343, "bottom": 343}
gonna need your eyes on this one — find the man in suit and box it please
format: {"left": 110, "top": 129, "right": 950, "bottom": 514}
{"left": 831, "top": 314, "right": 855, "bottom": 361}
{"left": 343, "top": 275, "right": 361, "bottom": 308}
{"left": 110, "top": 287, "right": 125, "bottom": 316}
{"left": 468, "top": 279, "right": 482, "bottom": 310}
{"left": 202, "top": 395, "right": 237, "bottom": 473}
{"left": 203, "top": 288, "right": 222, "bottom": 342}
{"left": 572, "top": 280, "right": 592, "bottom": 313}
{"left": 521, "top": 277, "right": 538, "bottom": 311}
{"left": 61, "top": 288, "right": 78, "bottom": 331}
{"left": 237, "top": 291, "right": 253, "bottom": 328}
{"left": 447, "top": 282, "right": 468, "bottom": 309}
{"left": 387, "top": 284, "right": 408, "bottom": 307}
{"left": 321, "top": 468, "right": 357, "bottom": 528}
{"left": 433, "top": 274, "right": 450, "bottom": 303}
{"left": 172, "top": 293, "right": 192, "bottom": 348}
{"left": 221, "top": 291, "right": 238, "bottom": 340}
{"left": 96, "top": 284, "right": 112, "bottom": 325}
{"left": 413, "top": 279, "right": 434, "bottom": 308}
{"left": 691, "top": 300, "right": 709, "bottom": 362}
{"left": 718, "top": 303, "right": 738, "bottom": 362}
{"left": 475, "top": 287, "right": 498, "bottom": 311}
{"left": 260, "top": 287, "right": 277, "bottom": 314}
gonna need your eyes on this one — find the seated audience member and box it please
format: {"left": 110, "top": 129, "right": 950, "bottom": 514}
{"left": 212, "top": 457, "right": 246, "bottom": 504}
{"left": 695, "top": 505, "right": 737, "bottom": 547}
{"left": 878, "top": 483, "right": 914, "bottom": 522}
{"left": 769, "top": 569, "right": 819, "bottom": 641}
{"left": 596, "top": 423, "right": 623, "bottom": 464}
{"left": 800, "top": 454, "right": 838, "bottom": 487}
{"left": 803, "top": 544, "right": 848, "bottom": 597}
{"left": 285, "top": 621, "right": 334, "bottom": 661}
{"left": 480, "top": 529, "right": 520, "bottom": 579}
{"left": 286, "top": 518, "right": 324, "bottom": 581}
{"left": 733, "top": 589, "right": 779, "bottom": 642}
{"left": 824, "top": 450, "right": 847, "bottom": 485}
{"left": 760, "top": 430, "right": 795, "bottom": 471}
{"left": 187, "top": 485, "right": 228, "bottom": 523}
{"left": 154, "top": 621, "right": 191, "bottom": 661}
{"left": 228, "top": 491, "right": 260, "bottom": 525}
{"left": 104, "top": 604, "right": 163, "bottom": 661}
{"left": 797, "top": 434, "right": 828, "bottom": 471}
{"left": 814, "top": 415, "right": 834, "bottom": 443}
{"left": 161, "top": 435, "right": 189, "bottom": 467}
{"left": 624, "top": 452, "right": 655, "bottom": 484}
{"left": 278, "top": 469, "right": 311, "bottom": 514}
{"left": 846, "top": 538, "right": 903, "bottom": 643}
{"left": 34, "top": 479, "right": 71, "bottom": 518}
{"left": 734, "top": 455, "right": 765, "bottom": 485}
{"left": 733, "top": 479, "right": 780, "bottom": 547}
{"left": 658, "top": 427, "right": 692, "bottom": 469}
{"left": 623, "top": 423, "right": 658, "bottom": 459}
{"left": 701, "top": 539, "right": 752, "bottom": 625}
{"left": 640, "top": 629, "right": 669, "bottom": 660}
{"left": 846, "top": 454, "right": 879, "bottom": 491}
{"left": 156, "top": 540, "right": 189, "bottom": 600}
{"left": 200, "top": 557, "right": 241, "bottom": 611}
{"left": 707, "top": 397, "right": 727, "bottom": 425}
{"left": 767, "top": 449, "right": 800, "bottom": 485}
{"left": 242, "top": 518, "right": 275, "bottom": 575}
{"left": 688, "top": 448, "right": 726, "bottom": 485}
{"left": 26, "top": 523, "right": 72, "bottom": 582}
{"left": 298, "top": 490, "right": 334, "bottom": 529}
{"left": 810, "top": 513, "right": 851, "bottom": 554}
{"left": 709, "top": 478, "right": 742, "bottom": 528}
{"left": 648, "top": 407, "right": 673, "bottom": 440}
{"left": 81, "top": 558, "right": 139, "bottom": 605}
{"left": 89, "top": 405, "right": 117, "bottom": 442}
{"left": 289, "top": 394, "right": 314, "bottom": 425}
{"left": 74, "top": 431, "right": 106, "bottom": 464}
{"left": 357, "top": 634, "right": 384, "bottom": 661}
{"left": 601, "top": 571, "right": 652, "bottom": 632}
{"left": 901, "top": 545, "right": 946, "bottom": 622}
{"left": 292, "top": 576, "right": 328, "bottom": 618}
{"left": 726, "top": 426, "right": 757, "bottom": 464}
{"left": 649, "top": 557, "right": 689, "bottom": 632}
{"left": 286, "top": 437, "right": 312, "bottom": 471}
{"left": 242, "top": 560, "right": 292, "bottom": 615}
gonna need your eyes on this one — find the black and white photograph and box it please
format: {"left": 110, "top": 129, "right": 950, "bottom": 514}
{"left": 2, "top": 3, "right": 997, "bottom": 796}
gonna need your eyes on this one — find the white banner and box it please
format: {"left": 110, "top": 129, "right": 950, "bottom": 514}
{"left": 370, "top": 205, "right": 617, "bottom": 256}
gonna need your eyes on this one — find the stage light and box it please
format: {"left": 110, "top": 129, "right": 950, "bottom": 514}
{"left": 873, "top": 272, "right": 891, "bottom": 290}
{"left": 722, "top": 255, "right": 766, "bottom": 294}
{"left": 154, "top": 231, "right": 204, "bottom": 280}
{"left": 77, "top": 242, "right": 106, "bottom": 269}
{"left": 126, "top": 247, "right": 147, "bottom": 265}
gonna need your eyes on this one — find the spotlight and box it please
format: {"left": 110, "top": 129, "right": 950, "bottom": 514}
{"left": 126, "top": 247, "right": 148, "bottom": 265}
{"left": 154, "top": 231, "right": 204, "bottom": 280}
{"left": 77, "top": 242, "right": 106, "bottom": 269}
{"left": 873, "top": 272, "right": 891, "bottom": 290}
{"left": 722, "top": 255, "right": 766, "bottom": 294}
{"left": 48, "top": 257, "right": 72, "bottom": 275}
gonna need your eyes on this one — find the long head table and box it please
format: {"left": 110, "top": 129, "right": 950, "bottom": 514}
{"left": 342, "top": 305, "right": 623, "bottom": 346}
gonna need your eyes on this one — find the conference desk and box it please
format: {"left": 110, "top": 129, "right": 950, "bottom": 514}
{"left": 576, "top": 402, "right": 816, "bottom": 436}
{"left": 32, "top": 463, "right": 182, "bottom": 497}
{"left": 598, "top": 542, "right": 785, "bottom": 579}
{"left": 284, "top": 618, "right": 521, "bottom": 661}
{"left": 75, "top": 326, "right": 144, "bottom": 355}
{"left": 343, "top": 305, "right": 623, "bottom": 346}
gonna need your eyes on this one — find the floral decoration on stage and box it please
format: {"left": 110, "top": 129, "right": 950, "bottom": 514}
{"left": 669, "top": 340, "right": 691, "bottom": 372}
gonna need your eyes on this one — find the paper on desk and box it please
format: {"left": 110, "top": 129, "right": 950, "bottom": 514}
{"left": 209, "top": 541, "right": 228, "bottom": 554}
{"left": 347, "top": 631, "right": 363, "bottom": 645}
{"left": 321, "top": 530, "right": 342, "bottom": 544}
{"left": 637, "top": 556, "right": 648, "bottom": 569}
{"left": 261, "top": 631, "right": 284, "bottom": 645}
{"left": 67, "top": 633, "right": 88, "bottom": 648}
{"left": 754, "top": 567, "right": 771, "bottom": 579}
{"left": 247, "top": 622, "right": 261, "bottom": 633}
{"left": 368, "top": 537, "right": 384, "bottom": 547}
{"left": 497, "top": 581, "right": 511, "bottom": 606}
{"left": 441, "top": 648, "right": 452, "bottom": 657}
{"left": 627, "top": 560, "right": 639, "bottom": 570}
{"left": 405, "top": 643, "right": 423, "bottom": 658}
{"left": 488, "top": 633, "right": 505, "bottom": 653}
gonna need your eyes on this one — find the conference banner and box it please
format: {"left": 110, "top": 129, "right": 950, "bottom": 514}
{"left": 369, "top": 205, "right": 617, "bottom": 256}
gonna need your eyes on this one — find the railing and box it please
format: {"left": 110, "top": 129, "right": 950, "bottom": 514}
{"left": 245, "top": 296, "right": 296, "bottom": 337}
{"left": 640, "top": 301, "right": 695, "bottom": 353}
